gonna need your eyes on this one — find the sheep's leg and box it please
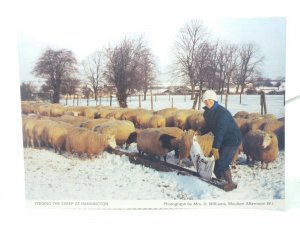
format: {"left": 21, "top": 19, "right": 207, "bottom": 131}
{"left": 163, "top": 156, "right": 167, "bottom": 163}
{"left": 261, "top": 161, "right": 264, "bottom": 169}
{"left": 266, "top": 163, "right": 269, "bottom": 169}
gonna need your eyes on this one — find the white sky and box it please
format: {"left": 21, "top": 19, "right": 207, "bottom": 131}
{"left": 16, "top": 0, "right": 286, "bottom": 85}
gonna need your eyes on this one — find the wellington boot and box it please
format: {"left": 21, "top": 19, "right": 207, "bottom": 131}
{"left": 222, "top": 169, "right": 237, "bottom": 192}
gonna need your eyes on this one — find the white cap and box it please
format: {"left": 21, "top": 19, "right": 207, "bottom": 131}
{"left": 203, "top": 90, "right": 217, "bottom": 102}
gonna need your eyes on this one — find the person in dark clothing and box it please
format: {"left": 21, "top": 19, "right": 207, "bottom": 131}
{"left": 200, "top": 90, "right": 242, "bottom": 192}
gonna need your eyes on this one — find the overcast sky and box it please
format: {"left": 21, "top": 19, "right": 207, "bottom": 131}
{"left": 17, "top": 2, "right": 286, "bottom": 85}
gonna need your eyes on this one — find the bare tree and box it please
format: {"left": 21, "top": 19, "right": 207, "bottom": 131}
{"left": 60, "top": 75, "right": 81, "bottom": 105}
{"left": 173, "top": 20, "right": 210, "bottom": 99}
{"left": 138, "top": 49, "right": 157, "bottom": 100}
{"left": 32, "top": 48, "right": 78, "bottom": 103}
{"left": 104, "top": 36, "right": 153, "bottom": 107}
{"left": 81, "top": 50, "right": 104, "bottom": 104}
{"left": 236, "top": 42, "right": 264, "bottom": 104}
{"left": 223, "top": 43, "right": 239, "bottom": 108}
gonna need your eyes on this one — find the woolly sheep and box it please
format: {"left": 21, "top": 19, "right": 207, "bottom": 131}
{"left": 37, "top": 104, "right": 51, "bottom": 116}
{"left": 93, "top": 120, "right": 135, "bottom": 146}
{"left": 105, "top": 108, "right": 131, "bottom": 119}
{"left": 173, "top": 109, "right": 196, "bottom": 130}
{"left": 243, "top": 130, "right": 279, "bottom": 169}
{"left": 147, "top": 114, "right": 166, "bottom": 128}
{"left": 126, "top": 127, "right": 184, "bottom": 157}
{"left": 80, "top": 118, "right": 113, "bottom": 130}
{"left": 121, "top": 108, "right": 150, "bottom": 126}
{"left": 178, "top": 130, "right": 241, "bottom": 168}
{"left": 178, "top": 129, "right": 213, "bottom": 166}
{"left": 185, "top": 112, "right": 206, "bottom": 131}
{"left": 33, "top": 119, "right": 57, "bottom": 148}
{"left": 47, "top": 121, "right": 73, "bottom": 154}
{"left": 262, "top": 119, "right": 285, "bottom": 150}
{"left": 65, "top": 127, "right": 116, "bottom": 159}
{"left": 23, "top": 117, "right": 41, "bottom": 148}
{"left": 50, "top": 104, "right": 65, "bottom": 117}
{"left": 83, "top": 107, "right": 100, "bottom": 119}
{"left": 129, "top": 129, "right": 176, "bottom": 162}
{"left": 233, "top": 111, "right": 249, "bottom": 119}
{"left": 234, "top": 117, "right": 249, "bottom": 136}
{"left": 135, "top": 112, "right": 154, "bottom": 128}
{"left": 53, "top": 115, "right": 89, "bottom": 126}
{"left": 154, "top": 108, "right": 178, "bottom": 117}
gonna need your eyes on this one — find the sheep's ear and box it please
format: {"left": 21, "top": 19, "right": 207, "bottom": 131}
{"left": 159, "top": 134, "right": 176, "bottom": 149}
{"left": 126, "top": 132, "right": 137, "bottom": 144}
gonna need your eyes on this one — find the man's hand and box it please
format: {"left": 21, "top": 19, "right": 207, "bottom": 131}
{"left": 211, "top": 148, "right": 219, "bottom": 160}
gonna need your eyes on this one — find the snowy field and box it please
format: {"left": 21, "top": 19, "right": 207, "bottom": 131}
{"left": 23, "top": 94, "right": 285, "bottom": 207}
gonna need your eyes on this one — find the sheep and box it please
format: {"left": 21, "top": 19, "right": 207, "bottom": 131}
{"left": 83, "top": 107, "right": 100, "bottom": 119}
{"left": 65, "top": 106, "right": 86, "bottom": 116}
{"left": 93, "top": 120, "right": 135, "bottom": 146}
{"left": 147, "top": 114, "right": 166, "bottom": 128}
{"left": 234, "top": 117, "right": 249, "bottom": 136}
{"left": 47, "top": 122, "right": 73, "bottom": 154}
{"left": 178, "top": 129, "right": 241, "bottom": 168}
{"left": 128, "top": 129, "right": 176, "bottom": 162}
{"left": 185, "top": 112, "right": 206, "bottom": 131}
{"left": 135, "top": 112, "right": 153, "bottom": 128}
{"left": 65, "top": 127, "right": 116, "bottom": 159}
{"left": 23, "top": 117, "right": 41, "bottom": 148}
{"left": 121, "top": 108, "right": 150, "bottom": 126}
{"left": 105, "top": 108, "right": 131, "bottom": 119}
{"left": 36, "top": 104, "right": 51, "bottom": 116}
{"left": 21, "top": 101, "right": 35, "bottom": 114}
{"left": 154, "top": 108, "right": 178, "bottom": 127}
{"left": 154, "top": 108, "right": 178, "bottom": 117}
{"left": 52, "top": 115, "right": 89, "bottom": 126}
{"left": 243, "top": 130, "right": 279, "bottom": 169}
{"left": 33, "top": 119, "right": 57, "bottom": 148}
{"left": 173, "top": 109, "right": 197, "bottom": 130}
{"left": 262, "top": 119, "right": 285, "bottom": 150}
{"left": 80, "top": 118, "right": 113, "bottom": 130}
{"left": 49, "top": 104, "right": 65, "bottom": 117}
{"left": 233, "top": 111, "right": 249, "bottom": 119}
{"left": 126, "top": 127, "right": 184, "bottom": 157}
{"left": 178, "top": 129, "right": 214, "bottom": 166}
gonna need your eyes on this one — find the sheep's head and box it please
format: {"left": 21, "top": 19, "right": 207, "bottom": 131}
{"left": 125, "top": 131, "right": 137, "bottom": 149}
{"left": 159, "top": 134, "right": 176, "bottom": 152}
{"left": 262, "top": 133, "right": 272, "bottom": 149}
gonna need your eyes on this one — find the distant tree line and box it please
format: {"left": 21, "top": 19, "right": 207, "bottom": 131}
{"left": 20, "top": 20, "right": 284, "bottom": 107}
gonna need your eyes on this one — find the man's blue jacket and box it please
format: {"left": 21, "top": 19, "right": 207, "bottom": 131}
{"left": 200, "top": 101, "right": 242, "bottom": 149}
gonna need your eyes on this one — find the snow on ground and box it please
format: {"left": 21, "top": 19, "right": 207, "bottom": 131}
{"left": 24, "top": 146, "right": 285, "bottom": 200}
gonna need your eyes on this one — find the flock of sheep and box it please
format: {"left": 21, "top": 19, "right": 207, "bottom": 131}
{"left": 21, "top": 101, "right": 285, "bottom": 170}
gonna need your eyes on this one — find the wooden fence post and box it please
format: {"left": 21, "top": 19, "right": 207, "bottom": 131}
{"left": 171, "top": 97, "right": 174, "bottom": 108}
{"left": 139, "top": 95, "right": 141, "bottom": 108}
{"left": 150, "top": 89, "right": 153, "bottom": 110}
{"left": 110, "top": 95, "right": 112, "bottom": 106}
{"left": 192, "top": 93, "right": 199, "bottom": 109}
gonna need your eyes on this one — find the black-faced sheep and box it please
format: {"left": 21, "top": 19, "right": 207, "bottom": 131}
{"left": 83, "top": 107, "right": 100, "bottom": 119}
{"left": 93, "top": 120, "right": 135, "bottom": 146}
{"left": 65, "top": 127, "right": 116, "bottom": 159}
{"left": 126, "top": 127, "right": 184, "bottom": 157}
{"left": 243, "top": 130, "right": 279, "bottom": 169}
{"left": 127, "top": 129, "right": 176, "bottom": 162}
